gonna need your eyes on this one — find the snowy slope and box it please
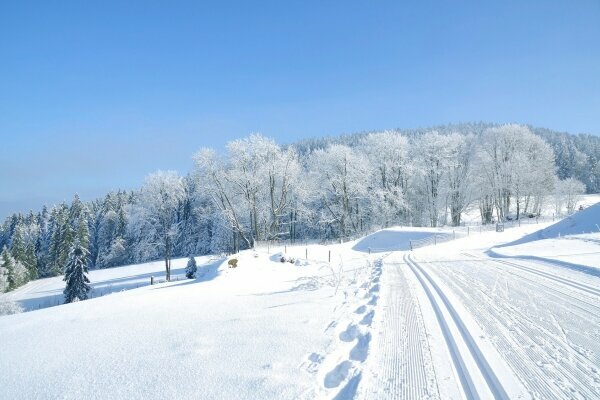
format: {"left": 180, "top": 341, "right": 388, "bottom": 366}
{"left": 532, "top": 201, "right": 600, "bottom": 238}
{"left": 0, "top": 241, "right": 382, "bottom": 399}
{"left": 2, "top": 222, "right": 599, "bottom": 399}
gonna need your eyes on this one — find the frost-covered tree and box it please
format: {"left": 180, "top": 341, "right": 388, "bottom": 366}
{"left": 36, "top": 205, "right": 52, "bottom": 277}
{"left": 308, "top": 144, "right": 370, "bottom": 237}
{"left": 476, "top": 125, "right": 555, "bottom": 221}
{"left": 128, "top": 171, "right": 185, "bottom": 281}
{"left": 445, "top": 133, "right": 473, "bottom": 226}
{"left": 555, "top": 178, "right": 586, "bottom": 215}
{"left": 414, "top": 132, "right": 452, "bottom": 227}
{"left": 185, "top": 256, "right": 197, "bottom": 279}
{"left": 10, "top": 222, "right": 35, "bottom": 281}
{"left": 0, "top": 252, "right": 9, "bottom": 293}
{"left": 361, "top": 131, "right": 411, "bottom": 227}
{"left": 63, "top": 241, "right": 91, "bottom": 303}
{"left": 1, "top": 246, "right": 27, "bottom": 291}
{"left": 194, "top": 148, "right": 251, "bottom": 252}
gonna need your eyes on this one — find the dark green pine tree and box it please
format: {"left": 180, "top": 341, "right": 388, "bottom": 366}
{"left": 58, "top": 220, "right": 75, "bottom": 274}
{"left": 76, "top": 213, "right": 90, "bottom": 251}
{"left": 185, "top": 255, "right": 197, "bottom": 279}
{"left": 63, "top": 241, "right": 91, "bottom": 303}
{"left": 48, "top": 205, "right": 69, "bottom": 276}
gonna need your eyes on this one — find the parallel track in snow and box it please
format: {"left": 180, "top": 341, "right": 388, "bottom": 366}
{"left": 489, "top": 257, "right": 600, "bottom": 297}
{"left": 405, "top": 254, "right": 510, "bottom": 400}
{"left": 462, "top": 253, "right": 600, "bottom": 313}
{"left": 430, "top": 255, "right": 600, "bottom": 399}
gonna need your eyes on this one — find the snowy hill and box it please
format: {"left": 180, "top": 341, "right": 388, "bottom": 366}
{"left": 0, "top": 238, "right": 385, "bottom": 399}
{"left": 488, "top": 202, "right": 600, "bottom": 275}
{"left": 532, "top": 201, "right": 600, "bottom": 238}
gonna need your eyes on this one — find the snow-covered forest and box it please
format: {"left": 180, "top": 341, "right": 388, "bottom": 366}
{"left": 0, "top": 123, "right": 596, "bottom": 293}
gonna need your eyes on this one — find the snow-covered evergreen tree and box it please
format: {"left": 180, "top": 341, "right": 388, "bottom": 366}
{"left": 1, "top": 246, "right": 28, "bottom": 291}
{"left": 63, "top": 241, "right": 91, "bottom": 303}
{"left": 185, "top": 255, "right": 197, "bottom": 279}
{"left": 0, "top": 249, "right": 9, "bottom": 293}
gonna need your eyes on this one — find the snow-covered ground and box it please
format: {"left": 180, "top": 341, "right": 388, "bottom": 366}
{"left": 0, "top": 255, "right": 223, "bottom": 311}
{"left": 1, "top": 205, "right": 599, "bottom": 399}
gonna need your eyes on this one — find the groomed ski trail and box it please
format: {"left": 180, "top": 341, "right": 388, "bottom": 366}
{"left": 360, "top": 256, "right": 439, "bottom": 399}
{"left": 426, "top": 253, "right": 600, "bottom": 399}
{"left": 405, "top": 254, "right": 515, "bottom": 400}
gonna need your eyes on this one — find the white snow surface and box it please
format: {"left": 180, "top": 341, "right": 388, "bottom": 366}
{"left": 2, "top": 218, "right": 600, "bottom": 399}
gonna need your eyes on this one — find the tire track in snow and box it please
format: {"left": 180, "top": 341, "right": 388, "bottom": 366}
{"left": 406, "top": 254, "right": 510, "bottom": 400}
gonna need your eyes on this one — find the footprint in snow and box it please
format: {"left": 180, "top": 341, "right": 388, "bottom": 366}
{"left": 360, "top": 310, "right": 375, "bottom": 326}
{"left": 302, "top": 353, "right": 324, "bottom": 374}
{"left": 368, "top": 295, "right": 378, "bottom": 306}
{"left": 369, "top": 284, "right": 380, "bottom": 294}
{"left": 324, "top": 361, "right": 353, "bottom": 389}
{"left": 339, "top": 324, "right": 360, "bottom": 342}
{"left": 355, "top": 305, "right": 367, "bottom": 314}
{"left": 333, "top": 372, "right": 362, "bottom": 400}
{"left": 350, "top": 332, "right": 371, "bottom": 362}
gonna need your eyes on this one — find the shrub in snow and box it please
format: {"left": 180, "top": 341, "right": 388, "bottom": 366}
{"left": 228, "top": 258, "right": 238, "bottom": 268}
{"left": 63, "top": 241, "right": 91, "bottom": 303}
{"left": 185, "top": 256, "right": 197, "bottom": 279}
{"left": 0, "top": 300, "right": 23, "bottom": 316}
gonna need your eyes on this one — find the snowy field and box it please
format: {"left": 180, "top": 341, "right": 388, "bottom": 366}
{"left": 1, "top": 207, "right": 599, "bottom": 399}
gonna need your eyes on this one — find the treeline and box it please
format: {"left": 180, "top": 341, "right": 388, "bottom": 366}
{"left": 0, "top": 123, "right": 594, "bottom": 292}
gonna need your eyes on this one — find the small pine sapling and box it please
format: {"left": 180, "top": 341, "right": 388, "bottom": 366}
{"left": 185, "top": 256, "right": 197, "bottom": 279}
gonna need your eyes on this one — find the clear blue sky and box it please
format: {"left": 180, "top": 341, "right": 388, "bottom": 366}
{"left": 1, "top": 0, "right": 599, "bottom": 218}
